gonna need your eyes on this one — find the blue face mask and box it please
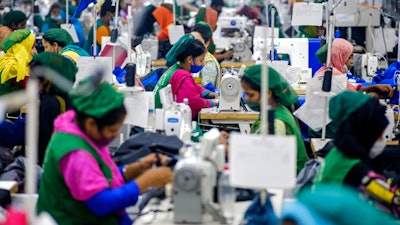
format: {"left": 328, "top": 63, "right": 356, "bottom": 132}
{"left": 51, "top": 15, "right": 62, "bottom": 21}
{"left": 246, "top": 100, "right": 260, "bottom": 112}
{"left": 190, "top": 61, "right": 204, "bottom": 73}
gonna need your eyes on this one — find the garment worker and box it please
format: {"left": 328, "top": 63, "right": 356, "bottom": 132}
{"left": 0, "top": 10, "right": 27, "bottom": 44}
{"left": 42, "top": 3, "right": 63, "bottom": 33}
{"left": 191, "top": 22, "right": 221, "bottom": 90}
{"left": 30, "top": 52, "right": 78, "bottom": 165}
{"left": 240, "top": 65, "right": 308, "bottom": 173}
{"left": 313, "top": 91, "right": 400, "bottom": 218}
{"left": 36, "top": 76, "right": 173, "bottom": 225}
{"left": 154, "top": 33, "right": 218, "bottom": 119}
{"left": 0, "top": 29, "right": 36, "bottom": 96}
{"left": 42, "top": 28, "right": 89, "bottom": 63}
{"left": 84, "top": 0, "right": 115, "bottom": 55}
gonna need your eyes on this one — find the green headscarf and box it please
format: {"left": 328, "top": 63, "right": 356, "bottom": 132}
{"left": 31, "top": 52, "right": 78, "bottom": 94}
{"left": 0, "top": 28, "right": 31, "bottom": 52}
{"left": 329, "top": 90, "right": 372, "bottom": 126}
{"left": 43, "top": 28, "right": 74, "bottom": 46}
{"left": 3, "top": 10, "right": 27, "bottom": 27}
{"left": 315, "top": 43, "right": 328, "bottom": 64}
{"left": 165, "top": 33, "right": 195, "bottom": 66}
{"left": 243, "top": 65, "right": 298, "bottom": 107}
{"left": 69, "top": 78, "right": 125, "bottom": 119}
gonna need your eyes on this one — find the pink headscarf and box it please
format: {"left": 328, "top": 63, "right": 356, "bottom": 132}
{"left": 316, "top": 38, "right": 353, "bottom": 75}
{"left": 315, "top": 38, "right": 358, "bottom": 90}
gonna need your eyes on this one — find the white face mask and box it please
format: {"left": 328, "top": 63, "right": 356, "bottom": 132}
{"left": 369, "top": 139, "right": 386, "bottom": 159}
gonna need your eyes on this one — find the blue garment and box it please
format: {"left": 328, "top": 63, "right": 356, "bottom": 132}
{"left": 280, "top": 201, "right": 336, "bottom": 225}
{"left": 371, "top": 62, "right": 400, "bottom": 104}
{"left": 243, "top": 194, "right": 278, "bottom": 225}
{"left": 84, "top": 180, "right": 139, "bottom": 223}
{"left": 60, "top": 10, "right": 87, "bottom": 47}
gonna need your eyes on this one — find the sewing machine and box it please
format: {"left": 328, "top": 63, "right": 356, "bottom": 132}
{"left": 252, "top": 38, "right": 321, "bottom": 74}
{"left": 155, "top": 85, "right": 193, "bottom": 141}
{"left": 213, "top": 16, "right": 254, "bottom": 62}
{"left": 173, "top": 128, "right": 225, "bottom": 224}
{"left": 218, "top": 66, "right": 245, "bottom": 111}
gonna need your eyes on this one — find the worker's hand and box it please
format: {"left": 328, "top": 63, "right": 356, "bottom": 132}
{"left": 135, "top": 167, "right": 173, "bottom": 193}
{"left": 374, "top": 84, "right": 394, "bottom": 98}
{"left": 139, "top": 153, "right": 158, "bottom": 171}
{"left": 222, "top": 50, "right": 233, "bottom": 60}
{"left": 213, "top": 99, "right": 219, "bottom": 106}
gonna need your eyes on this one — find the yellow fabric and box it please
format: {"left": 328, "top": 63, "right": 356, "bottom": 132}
{"left": 55, "top": 95, "right": 66, "bottom": 113}
{"left": 365, "top": 179, "right": 394, "bottom": 205}
{"left": 61, "top": 51, "right": 80, "bottom": 63}
{"left": 0, "top": 33, "right": 35, "bottom": 84}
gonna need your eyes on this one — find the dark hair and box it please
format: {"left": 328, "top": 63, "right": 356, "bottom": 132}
{"left": 101, "top": 0, "right": 116, "bottom": 17}
{"left": 191, "top": 24, "right": 212, "bottom": 43}
{"left": 176, "top": 39, "right": 205, "bottom": 62}
{"left": 42, "top": 37, "right": 68, "bottom": 48}
{"left": 75, "top": 104, "right": 127, "bottom": 131}
{"left": 241, "top": 75, "right": 260, "bottom": 93}
{"left": 47, "top": 3, "right": 61, "bottom": 18}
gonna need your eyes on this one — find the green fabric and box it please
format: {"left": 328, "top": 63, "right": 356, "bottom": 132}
{"left": 84, "top": 19, "right": 105, "bottom": 54}
{"left": 165, "top": 33, "right": 194, "bottom": 64}
{"left": 197, "top": 21, "right": 212, "bottom": 34}
{"left": 63, "top": 5, "right": 80, "bottom": 17}
{"left": 0, "top": 28, "right": 31, "bottom": 52}
{"left": 313, "top": 147, "right": 361, "bottom": 184}
{"left": 295, "top": 26, "right": 318, "bottom": 38}
{"left": 315, "top": 43, "right": 328, "bottom": 64}
{"left": 69, "top": 78, "right": 125, "bottom": 118}
{"left": 43, "top": 28, "right": 74, "bottom": 46}
{"left": 32, "top": 52, "right": 78, "bottom": 94}
{"left": 3, "top": 10, "right": 27, "bottom": 27}
{"left": 60, "top": 44, "right": 90, "bottom": 57}
{"left": 195, "top": 7, "right": 206, "bottom": 23}
{"left": 36, "top": 132, "right": 118, "bottom": 225}
{"left": 43, "top": 16, "right": 62, "bottom": 30}
{"left": 298, "top": 184, "right": 398, "bottom": 225}
{"left": 329, "top": 91, "right": 372, "bottom": 126}
{"left": 0, "top": 79, "right": 19, "bottom": 96}
{"left": 154, "top": 64, "right": 182, "bottom": 109}
{"left": 243, "top": 65, "right": 298, "bottom": 107}
{"left": 251, "top": 105, "right": 308, "bottom": 173}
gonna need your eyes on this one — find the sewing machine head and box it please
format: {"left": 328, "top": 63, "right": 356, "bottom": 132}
{"left": 173, "top": 129, "right": 224, "bottom": 223}
{"left": 253, "top": 38, "right": 309, "bottom": 69}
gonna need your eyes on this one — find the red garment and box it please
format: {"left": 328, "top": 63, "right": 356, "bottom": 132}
{"left": 204, "top": 8, "right": 218, "bottom": 31}
{"left": 169, "top": 69, "right": 212, "bottom": 118}
{"left": 152, "top": 6, "right": 173, "bottom": 41}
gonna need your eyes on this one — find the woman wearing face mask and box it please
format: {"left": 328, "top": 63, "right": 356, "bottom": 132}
{"left": 154, "top": 33, "right": 218, "bottom": 119}
{"left": 42, "top": 3, "right": 63, "bottom": 33}
{"left": 36, "top": 77, "right": 173, "bottom": 225}
{"left": 241, "top": 65, "right": 308, "bottom": 173}
{"left": 312, "top": 91, "right": 400, "bottom": 217}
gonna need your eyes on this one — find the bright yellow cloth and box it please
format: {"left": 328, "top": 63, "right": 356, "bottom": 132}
{"left": 0, "top": 33, "right": 35, "bottom": 84}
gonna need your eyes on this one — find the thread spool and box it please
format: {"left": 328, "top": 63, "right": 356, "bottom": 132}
{"left": 124, "top": 63, "right": 136, "bottom": 86}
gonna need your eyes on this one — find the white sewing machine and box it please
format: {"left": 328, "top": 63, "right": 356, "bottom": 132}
{"left": 213, "top": 16, "right": 254, "bottom": 62}
{"left": 155, "top": 85, "right": 193, "bottom": 141}
{"left": 253, "top": 38, "right": 309, "bottom": 70}
{"left": 219, "top": 65, "right": 245, "bottom": 111}
{"left": 173, "top": 128, "right": 225, "bottom": 224}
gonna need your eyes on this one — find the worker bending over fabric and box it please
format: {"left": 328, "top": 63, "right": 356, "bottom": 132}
{"left": 313, "top": 91, "right": 400, "bottom": 218}
{"left": 154, "top": 33, "right": 218, "bottom": 119}
{"left": 37, "top": 78, "right": 173, "bottom": 225}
